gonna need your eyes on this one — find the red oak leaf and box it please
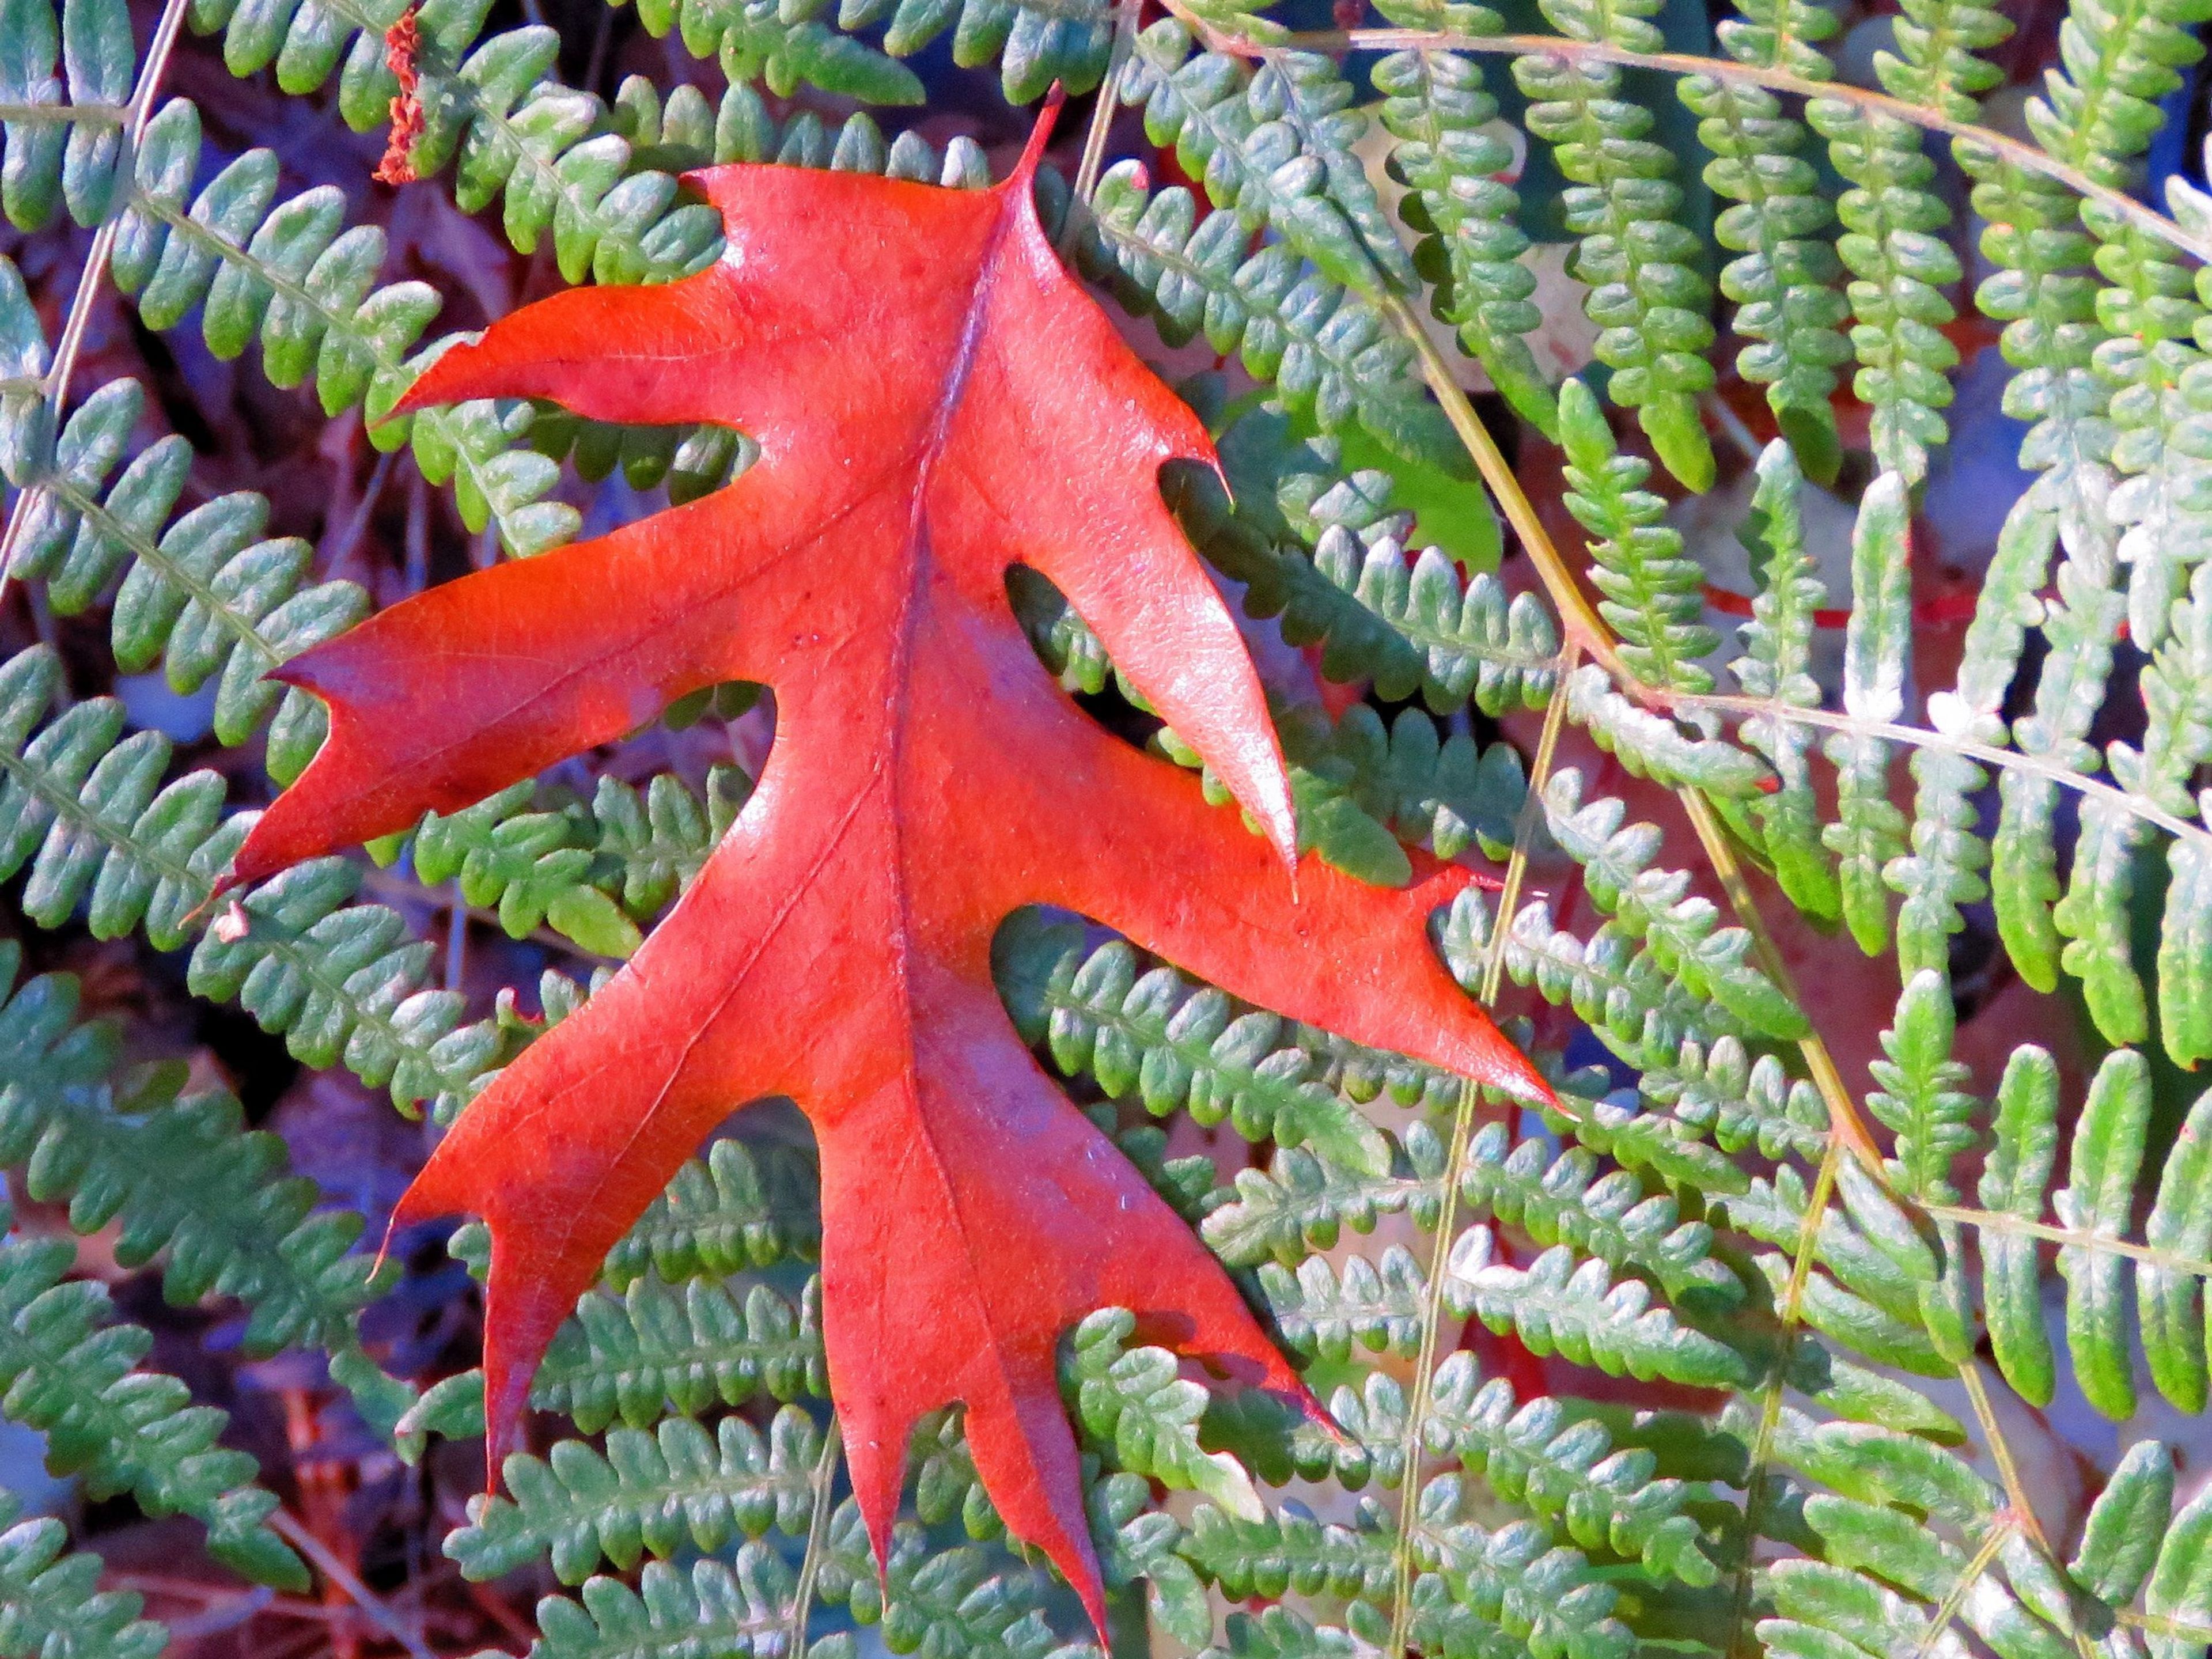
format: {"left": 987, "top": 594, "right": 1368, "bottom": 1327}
{"left": 222, "top": 101, "right": 1550, "bottom": 1628}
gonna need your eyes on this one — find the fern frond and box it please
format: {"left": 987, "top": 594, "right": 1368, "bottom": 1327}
{"left": 1540, "top": 769, "right": 1806, "bottom": 1039}
{"left": 1960, "top": 147, "right": 2112, "bottom": 566}
{"left": 1993, "top": 512, "right": 2131, "bottom": 1013}
{"left": 0, "top": 1210, "right": 306, "bottom": 1589}
{"left": 1204, "top": 1143, "right": 1432, "bottom": 1267}
{"left": 1863, "top": 969, "right": 1979, "bottom": 1202}
{"left": 1459, "top": 1123, "right": 1744, "bottom": 1308}
{"left": 1082, "top": 160, "right": 1455, "bottom": 469}
{"left": 1715, "top": 0, "right": 1837, "bottom": 76}
{"left": 1260, "top": 528, "right": 1561, "bottom": 715}
{"left": 2057, "top": 1046, "right": 2153, "bottom": 1420}
{"left": 1678, "top": 73, "right": 1850, "bottom": 479}
{"left": 641, "top": 0, "right": 923, "bottom": 103}
{"left": 1876, "top": 0, "right": 2009, "bottom": 118}
{"left": 1427, "top": 1353, "right": 1721, "bottom": 1585}
{"left": 1798, "top": 1494, "right": 2069, "bottom": 1659}
{"left": 1450, "top": 1227, "right": 1748, "bottom": 1388}
{"left": 1514, "top": 1, "right": 1717, "bottom": 489}
{"left": 2066, "top": 1440, "right": 2212, "bottom": 1652}
{"left": 517, "top": 1546, "right": 816, "bottom": 1659}
{"left": 1974, "top": 1044, "right": 2062, "bottom": 1405}
{"left": 1372, "top": 35, "right": 1553, "bottom": 430}
{"left": 1259, "top": 1244, "right": 1434, "bottom": 1362}
{"left": 2024, "top": 0, "right": 2211, "bottom": 186}
{"left": 1403, "top": 1484, "right": 1634, "bottom": 1659}
{"left": 1150, "top": 694, "right": 1524, "bottom": 881}
{"left": 601, "top": 1137, "right": 821, "bottom": 1291}
{"left": 199, "top": 0, "right": 719, "bottom": 283}
{"left": 411, "top": 768, "right": 748, "bottom": 959}
{"left": 449, "top": 1406, "right": 824, "bottom": 1585}
{"left": 1461, "top": 891, "right": 1738, "bottom": 1062}
{"left": 1634, "top": 1027, "right": 1828, "bottom": 1163}
{"left": 0, "top": 949, "right": 386, "bottom": 1349}
{"left": 835, "top": 0, "right": 1110, "bottom": 101}
{"left": 3, "top": 373, "right": 365, "bottom": 767}
{"left": 0, "top": 0, "right": 132, "bottom": 230}
{"left": 1027, "top": 935, "right": 1399, "bottom": 1174}
{"left": 0, "top": 647, "right": 500, "bottom": 1115}
{"left": 1144, "top": 396, "right": 1560, "bottom": 717}
{"left": 1563, "top": 664, "right": 1775, "bottom": 795}
{"left": 536, "top": 1272, "right": 827, "bottom": 1434}
{"left": 2089, "top": 204, "right": 2209, "bottom": 650}
{"left": 811, "top": 1499, "right": 1082, "bottom": 1659}
{"left": 1888, "top": 494, "right": 2059, "bottom": 987}
{"left": 2104, "top": 565, "right": 2212, "bottom": 1061}
{"left": 1207, "top": 1605, "right": 1359, "bottom": 1659}
{"left": 1820, "top": 472, "right": 1913, "bottom": 952}
{"left": 1122, "top": 29, "right": 1416, "bottom": 295}
{"left": 1183, "top": 1498, "right": 1395, "bottom": 1603}
{"left": 0, "top": 1493, "right": 165, "bottom": 1659}
{"left": 1278, "top": 700, "right": 1526, "bottom": 863}
{"left": 1804, "top": 101, "right": 1959, "bottom": 483}
{"left": 1556, "top": 379, "right": 1719, "bottom": 691}
{"left": 1730, "top": 441, "right": 1842, "bottom": 918}
{"left": 1065, "top": 1308, "right": 1265, "bottom": 1518}
{"left": 1725, "top": 1168, "right": 1952, "bottom": 1376}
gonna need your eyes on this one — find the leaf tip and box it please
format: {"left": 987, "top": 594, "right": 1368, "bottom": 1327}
{"left": 1007, "top": 84, "right": 1067, "bottom": 192}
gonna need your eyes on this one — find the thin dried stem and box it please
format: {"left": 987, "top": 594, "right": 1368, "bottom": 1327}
{"left": 268, "top": 1510, "right": 437, "bottom": 1659}
{"left": 1070, "top": 0, "right": 1145, "bottom": 212}
{"left": 1955, "top": 1362, "right": 2100, "bottom": 1659}
{"left": 783, "top": 1416, "right": 844, "bottom": 1659}
{"left": 0, "top": 0, "right": 195, "bottom": 607}
{"left": 1383, "top": 661, "right": 1574, "bottom": 1659}
{"left": 1728, "top": 1135, "right": 1843, "bottom": 1659}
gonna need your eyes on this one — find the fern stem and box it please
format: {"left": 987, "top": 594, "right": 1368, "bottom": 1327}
{"left": 1377, "top": 290, "right": 1626, "bottom": 675}
{"left": 0, "top": 104, "right": 127, "bottom": 125}
{"left": 1912, "top": 1517, "right": 2015, "bottom": 1659}
{"left": 1382, "top": 663, "right": 1573, "bottom": 1659}
{"left": 1484, "top": 649, "right": 1578, "bottom": 1005}
{"left": 1674, "top": 692, "right": 2212, "bottom": 854}
{"left": 2121, "top": 1606, "right": 2212, "bottom": 1643}
{"left": 1929, "top": 1200, "right": 2212, "bottom": 1278}
{"left": 0, "top": 0, "right": 193, "bottom": 607}
{"left": 783, "top": 1416, "right": 843, "bottom": 1659}
{"left": 1953, "top": 1361, "right": 2099, "bottom": 1659}
{"left": 1728, "top": 1133, "right": 1842, "bottom": 1659}
{"left": 1199, "top": 20, "right": 2212, "bottom": 271}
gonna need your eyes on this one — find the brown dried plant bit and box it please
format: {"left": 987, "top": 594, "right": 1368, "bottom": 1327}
{"left": 373, "top": 7, "right": 423, "bottom": 186}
